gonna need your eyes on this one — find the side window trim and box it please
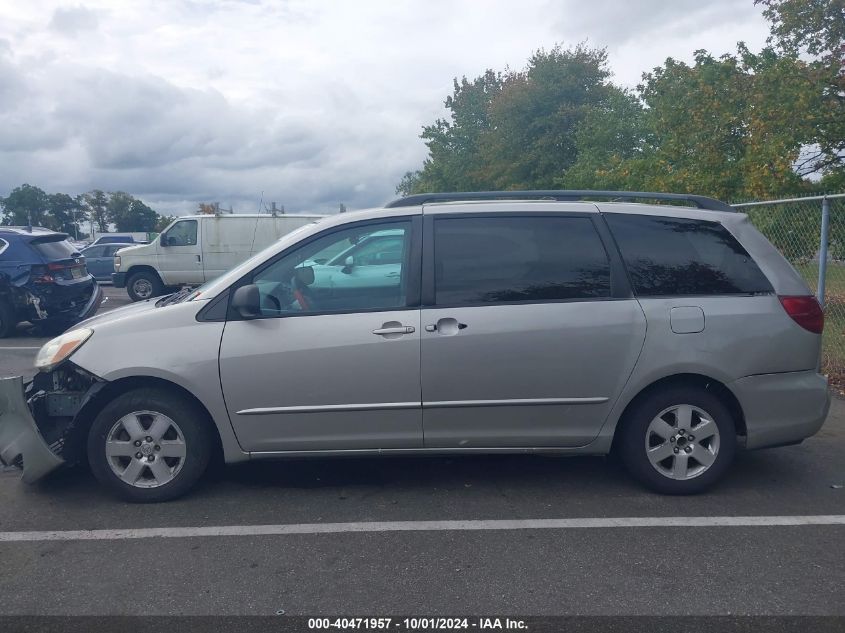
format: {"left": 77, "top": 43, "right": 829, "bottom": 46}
{"left": 421, "top": 211, "right": 632, "bottom": 308}
{"left": 222, "top": 215, "right": 423, "bottom": 322}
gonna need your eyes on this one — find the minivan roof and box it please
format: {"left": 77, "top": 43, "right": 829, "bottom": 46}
{"left": 174, "top": 213, "right": 326, "bottom": 221}
{"left": 385, "top": 190, "right": 735, "bottom": 212}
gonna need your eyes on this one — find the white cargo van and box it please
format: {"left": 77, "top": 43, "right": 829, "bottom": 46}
{"left": 112, "top": 213, "right": 324, "bottom": 301}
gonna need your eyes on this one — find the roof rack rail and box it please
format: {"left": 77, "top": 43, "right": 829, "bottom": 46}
{"left": 384, "top": 190, "right": 735, "bottom": 212}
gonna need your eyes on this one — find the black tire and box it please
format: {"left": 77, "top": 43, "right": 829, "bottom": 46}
{"left": 0, "top": 299, "right": 16, "bottom": 338}
{"left": 617, "top": 386, "right": 737, "bottom": 494}
{"left": 126, "top": 270, "right": 164, "bottom": 302}
{"left": 87, "top": 388, "right": 212, "bottom": 502}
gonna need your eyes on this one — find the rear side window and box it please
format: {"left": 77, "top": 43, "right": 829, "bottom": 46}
{"left": 32, "top": 238, "right": 78, "bottom": 261}
{"left": 604, "top": 214, "right": 772, "bottom": 296}
{"left": 434, "top": 216, "right": 611, "bottom": 305}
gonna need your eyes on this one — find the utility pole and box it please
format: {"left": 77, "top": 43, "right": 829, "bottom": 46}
{"left": 270, "top": 202, "right": 285, "bottom": 216}
{"left": 339, "top": 203, "right": 347, "bottom": 214}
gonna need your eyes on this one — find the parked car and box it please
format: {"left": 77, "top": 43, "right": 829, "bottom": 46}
{"left": 81, "top": 244, "right": 125, "bottom": 282}
{"left": 113, "top": 213, "right": 324, "bottom": 301}
{"left": 0, "top": 227, "right": 103, "bottom": 337}
{"left": 89, "top": 233, "right": 149, "bottom": 247}
{"left": 0, "top": 190, "right": 830, "bottom": 502}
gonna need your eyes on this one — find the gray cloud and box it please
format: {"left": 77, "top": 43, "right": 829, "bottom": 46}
{"left": 48, "top": 5, "right": 100, "bottom": 36}
{"left": 0, "top": 0, "right": 769, "bottom": 216}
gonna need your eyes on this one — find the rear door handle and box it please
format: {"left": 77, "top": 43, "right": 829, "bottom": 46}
{"left": 425, "top": 318, "right": 467, "bottom": 334}
{"left": 373, "top": 325, "right": 415, "bottom": 336}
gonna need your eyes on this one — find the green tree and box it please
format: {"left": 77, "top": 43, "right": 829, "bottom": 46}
{"left": 756, "top": 0, "right": 845, "bottom": 178}
{"left": 398, "top": 69, "right": 503, "bottom": 195}
{"left": 81, "top": 190, "right": 109, "bottom": 233}
{"left": 46, "top": 193, "right": 83, "bottom": 236}
{"left": 563, "top": 90, "right": 649, "bottom": 190}
{"left": 155, "top": 214, "right": 176, "bottom": 233}
{"left": 480, "top": 45, "right": 617, "bottom": 189}
{"left": 566, "top": 47, "right": 824, "bottom": 200}
{"left": 399, "top": 44, "right": 617, "bottom": 194}
{"left": 106, "top": 191, "right": 160, "bottom": 232}
{"left": 1, "top": 184, "right": 49, "bottom": 227}
{"left": 106, "top": 191, "right": 133, "bottom": 230}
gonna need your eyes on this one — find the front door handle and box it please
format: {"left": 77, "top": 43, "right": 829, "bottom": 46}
{"left": 373, "top": 322, "right": 415, "bottom": 337}
{"left": 196, "top": 254, "right": 202, "bottom": 263}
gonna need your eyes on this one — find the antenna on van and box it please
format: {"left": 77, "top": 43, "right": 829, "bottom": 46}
{"left": 249, "top": 190, "right": 264, "bottom": 256}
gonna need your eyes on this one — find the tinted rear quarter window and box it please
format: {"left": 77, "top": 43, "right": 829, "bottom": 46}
{"left": 434, "top": 216, "right": 611, "bottom": 305}
{"left": 604, "top": 213, "right": 772, "bottom": 296}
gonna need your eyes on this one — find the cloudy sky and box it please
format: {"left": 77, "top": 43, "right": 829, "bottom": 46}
{"left": 0, "top": 0, "right": 770, "bottom": 216}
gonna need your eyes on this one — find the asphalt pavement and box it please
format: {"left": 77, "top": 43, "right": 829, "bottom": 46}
{"left": 0, "top": 285, "right": 843, "bottom": 616}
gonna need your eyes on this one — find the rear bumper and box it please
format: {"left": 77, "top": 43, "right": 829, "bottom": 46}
{"left": 0, "top": 377, "right": 64, "bottom": 483}
{"left": 29, "top": 281, "right": 103, "bottom": 325}
{"left": 112, "top": 272, "right": 127, "bottom": 288}
{"left": 730, "top": 370, "right": 831, "bottom": 449}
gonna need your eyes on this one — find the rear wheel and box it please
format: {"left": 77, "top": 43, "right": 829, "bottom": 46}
{"left": 617, "top": 386, "right": 736, "bottom": 494}
{"left": 0, "top": 299, "right": 16, "bottom": 338}
{"left": 127, "top": 271, "right": 163, "bottom": 302}
{"left": 87, "top": 388, "right": 212, "bottom": 502}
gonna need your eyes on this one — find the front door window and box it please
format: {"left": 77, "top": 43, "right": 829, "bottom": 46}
{"left": 251, "top": 222, "right": 411, "bottom": 316}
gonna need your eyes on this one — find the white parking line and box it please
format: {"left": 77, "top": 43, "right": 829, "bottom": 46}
{"left": 0, "top": 346, "right": 40, "bottom": 350}
{"left": 1, "top": 515, "right": 843, "bottom": 542}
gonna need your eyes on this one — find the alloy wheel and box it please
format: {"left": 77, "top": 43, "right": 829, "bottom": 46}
{"left": 105, "top": 410, "right": 187, "bottom": 488}
{"left": 644, "top": 404, "right": 720, "bottom": 480}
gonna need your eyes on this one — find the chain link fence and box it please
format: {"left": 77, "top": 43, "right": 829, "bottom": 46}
{"left": 734, "top": 194, "right": 845, "bottom": 387}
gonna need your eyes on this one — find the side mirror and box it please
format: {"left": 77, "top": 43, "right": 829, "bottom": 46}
{"left": 342, "top": 255, "right": 354, "bottom": 274}
{"left": 160, "top": 235, "right": 169, "bottom": 247}
{"left": 231, "top": 284, "right": 262, "bottom": 319}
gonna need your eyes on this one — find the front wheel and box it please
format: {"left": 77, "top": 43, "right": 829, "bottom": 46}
{"left": 127, "top": 271, "right": 163, "bottom": 302}
{"left": 87, "top": 388, "right": 212, "bottom": 502}
{"left": 617, "top": 386, "right": 736, "bottom": 494}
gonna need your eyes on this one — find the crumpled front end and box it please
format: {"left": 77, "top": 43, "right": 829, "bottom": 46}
{"left": 0, "top": 376, "right": 64, "bottom": 483}
{"left": 0, "top": 366, "right": 104, "bottom": 483}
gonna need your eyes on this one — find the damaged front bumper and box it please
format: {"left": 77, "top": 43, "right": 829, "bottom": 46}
{"left": 0, "top": 376, "right": 64, "bottom": 483}
{"left": 0, "top": 366, "right": 104, "bottom": 483}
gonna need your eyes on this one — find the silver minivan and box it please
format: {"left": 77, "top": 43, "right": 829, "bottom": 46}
{"left": 0, "top": 191, "right": 830, "bottom": 501}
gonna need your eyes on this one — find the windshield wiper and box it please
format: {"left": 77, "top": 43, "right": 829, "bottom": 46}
{"left": 157, "top": 287, "right": 193, "bottom": 307}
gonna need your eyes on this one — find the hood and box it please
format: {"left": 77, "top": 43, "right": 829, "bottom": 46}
{"left": 73, "top": 296, "right": 163, "bottom": 329}
{"left": 115, "top": 243, "right": 152, "bottom": 255}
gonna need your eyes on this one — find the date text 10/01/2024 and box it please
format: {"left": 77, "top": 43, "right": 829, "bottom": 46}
{"left": 307, "top": 618, "right": 528, "bottom": 630}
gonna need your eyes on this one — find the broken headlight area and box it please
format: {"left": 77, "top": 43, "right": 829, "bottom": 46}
{"left": 27, "top": 364, "right": 105, "bottom": 466}
{"left": 0, "top": 364, "right": 105, "bottom": 482}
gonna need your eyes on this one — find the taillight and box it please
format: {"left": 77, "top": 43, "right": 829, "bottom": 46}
{"left": 30, "top": 265, "right": 54, "bottom": 284}
{"left": 779, "top": 295, "right": 824, "bottom": 334}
